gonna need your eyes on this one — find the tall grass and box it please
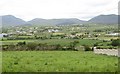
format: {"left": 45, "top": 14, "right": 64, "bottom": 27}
{"left": 2, "top": 51, "right": 118, "bottom": 72}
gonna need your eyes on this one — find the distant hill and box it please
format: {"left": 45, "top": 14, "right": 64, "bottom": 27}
{"left": 1, "top": 15, "right": 26, "bottom": 26}
{"left": 0, "top": 14, "right": 118, "bottom": 26}
{"left": 50, "top": 18, "right": 85, "bottom": 25}
{"left": 28, "top": 18, "right": 53, "bottom": 25}
{"left": 28, "top": 18, "right": 85, "bottom": 25}
{"left": 88, "top": 14, "right": 118, "bottom": 24}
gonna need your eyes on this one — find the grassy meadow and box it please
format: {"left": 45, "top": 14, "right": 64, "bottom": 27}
{"left": 2, "top": 51, "right": 118, "bottom": 72}
{"left": 0, "top": 52, "right": 2, "bottom": 73}
{"left": 2, "top": 38, "right": 106, "bottom": 46}
{"left": 1, "top": 24, "right": 119, "bottom": 72}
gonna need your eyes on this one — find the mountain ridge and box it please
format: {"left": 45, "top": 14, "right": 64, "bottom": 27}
{"left": 1, "top": 15, "right": 26, "bottom": 26}
{"left": 88, "top": 14, "right": 118, "bottom": 24}
{"left": 1, "top": 14, "right": 118, "bottom": 26}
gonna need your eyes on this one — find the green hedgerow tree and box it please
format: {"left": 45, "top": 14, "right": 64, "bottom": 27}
{"left": 111, "top": 39, "right": 120, "bottom": 46}
{"left": 83, "top": 45, "right": 92, "bottom": 51}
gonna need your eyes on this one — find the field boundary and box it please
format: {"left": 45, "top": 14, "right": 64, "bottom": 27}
{"left": 94, "top": 47, "right": 119, "bottom": 57}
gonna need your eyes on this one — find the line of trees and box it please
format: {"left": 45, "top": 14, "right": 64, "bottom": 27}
{"left": 2, "top": 41, "right": 80, "bottom": 51}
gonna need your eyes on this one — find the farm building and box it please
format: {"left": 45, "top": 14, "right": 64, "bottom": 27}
{"left": 0, "top": 33, "right": 8, "bottom": 38}
{"left": 106, "top": 33, "right": 119, "bottom": 36}
{"left": 48, "top": 29, "right": 59, "bottom": 33}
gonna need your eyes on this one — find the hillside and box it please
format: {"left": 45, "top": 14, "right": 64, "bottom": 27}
{"left": 1, "top": 15, "right": 26, "bottom": 26}
{"left": 0, "top": 14, "right": 118, "bottom": 26}
{"left": 88, "top": 14, "right": 118, "bottom": 24}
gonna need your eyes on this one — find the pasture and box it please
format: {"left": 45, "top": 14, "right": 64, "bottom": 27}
{"left": 1, "top": 39, "right": 102, "bottom": 46}
{"left": 0, "top": 52, "right": 2, "bottom": 72}
{"left": 1, "top": 24, "right": 119, "bottom": 72}
{"left": 2, "top": 51, "right": 118, "bottom": 72}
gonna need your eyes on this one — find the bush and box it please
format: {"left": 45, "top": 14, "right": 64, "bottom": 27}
{"left": 111, "top": 39, "right": 120, "bottom": 46}
{"left": 68, "top": 41, "right": 79, "bottom": 50}
{"left": 96, "top": 46, "right": 117, "bottom": 49}
{"left": 94, "top": 43, "right": 98, "bottom": 46}
{"left": 17, "top": 41, "right": 26, "bottom": 46}
{"left": 26, "top": 43, "right": 38, "bottom": 50}
{"left": 83, "top": 45, "right": 92, "bottom": 51}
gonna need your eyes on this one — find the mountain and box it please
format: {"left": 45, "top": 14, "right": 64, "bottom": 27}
{"left": 88, "top": 14, "right": 118, "bottom": 24}
{"left": 27, "top": 15, "right": 119, "bottom": 25}
{"left": 50, "top": 18, "right": 85, "bottom": 25}
{"left": 0, "top": 14, "right": 118, "bottom": 26}
{"left": 28, "top": 18, "right": 53, "bottom": 25}
{"left": 1, "top": 15, "right": 26, "bottom": 26}
{"left": 28, "top": 18, "right": 85, "bottom": 25}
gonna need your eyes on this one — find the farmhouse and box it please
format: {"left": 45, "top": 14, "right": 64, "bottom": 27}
{"left": 48, "top": 29, "right": 59, "bottom": 33}
{"left": 106, "top": 33, "right": 119, "bottom": 36}
{"left": 0, "top": 33, "right": 8, "bottom": 38}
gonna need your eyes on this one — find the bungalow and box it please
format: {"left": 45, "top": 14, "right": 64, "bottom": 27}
{"left": 48, "top": 29, "right": 59, "bottom": 33}
{"left": 0, "top": 33, "right": 8, "bottom": 38}
{"left": 106, "top": 33, "right": 119, "bottom": 36}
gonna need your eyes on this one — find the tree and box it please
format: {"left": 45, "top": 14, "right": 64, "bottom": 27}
{"left": 71, "top": 32, "right": 76, "bottom": 35}
{"left": 111, "top": 39, "right": 120, "bottom": 46}
{"left": 69, "top": 41, "right": 79, "bottom": 50}
{"left": 17, "top": 41, "right": 26, "bottom": 46}
{"left": 55, "top": 44, "right": 62, "bottom": 50}
{"left": 83, "top": 45, "right": 92, "bottom": 51}
{"left": 26, "top": 43, "right": 38, "bottom": 50}
{"left": 94, "top": 43, "right": 98, "bottom": 46}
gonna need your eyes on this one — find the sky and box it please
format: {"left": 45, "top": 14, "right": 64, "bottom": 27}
{"left": 0, "top": 0, "right": 119, "bottom": 21}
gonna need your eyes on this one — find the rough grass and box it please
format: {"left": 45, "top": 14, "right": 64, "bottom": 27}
{"left": 2, "top": 39, "right": 102, "bottom": 46}
{"left": 2, "top": 51, "right": 118, "bottom": 72}
{"left": 0, "top": 52, "right": 2, "bottom": 73}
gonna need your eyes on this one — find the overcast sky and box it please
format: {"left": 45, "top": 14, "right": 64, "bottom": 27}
{"left": 0, "top": 0, "right": 119, "bottom": 21}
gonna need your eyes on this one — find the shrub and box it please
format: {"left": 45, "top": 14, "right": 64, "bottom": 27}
{"left": 17, "top": 41, "right": 26, "bottom": 46}
{"left": 68, "top": 41, "right": 79, "bottom": 50}
{"left": 96, "top": 47, "right": 100, "bottom": 49}
{"left": 26, "top": 43, "right": 38, "bottom": 50}
{"left": 83, "top": 45, "right": 92, "bottom": 51}
{"left": 94, "top": 43, "right": 98, "bottom": 46}
{"left": 111, "top": 39, "right": 120, "bottom": 46}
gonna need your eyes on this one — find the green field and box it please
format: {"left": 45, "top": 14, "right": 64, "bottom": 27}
{"left": 2, "top": 51, "right": 118, "bottom": 72}
{"left": 1, "top": 24, "right": 119, "bottom": 72}
{"left": 2, "top": 39, "right": 103, "bottom": 46}
{"left": 0, "top": 52, "right": 2, "bottom": 72}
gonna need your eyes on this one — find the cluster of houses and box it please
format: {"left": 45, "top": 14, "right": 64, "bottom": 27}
{"left": 9, "top": 27, "right": 38, "bottom": 36}
{"left": 0, "top": 26, "right": 61, "bottom": 38}
{"left": 1, "top": 26, "right": 119, "bottom": 39}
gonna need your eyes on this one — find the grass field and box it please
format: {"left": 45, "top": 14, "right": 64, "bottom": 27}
{"left": 0, "top": 52, "right": 2, "bottom": 72}
{"left": 2, "top": 51, "right": 118, "bottom": 72}
{"left": 2, "top": 39, "right": 102, "bottom": 46}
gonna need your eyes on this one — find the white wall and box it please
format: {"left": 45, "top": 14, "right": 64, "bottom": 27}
{"left": 94, "top": 48, "right": 118, "bottom": 57}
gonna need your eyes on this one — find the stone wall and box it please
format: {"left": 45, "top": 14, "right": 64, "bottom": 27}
{"left": 94, "top": 47, "right": 118, "bottom": 56}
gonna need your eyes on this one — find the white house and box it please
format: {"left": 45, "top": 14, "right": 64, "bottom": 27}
{"left": 106, "top": 33, "right": 119, "bottom": 36}
{"left": 0, "top": 33, "right": 8, "bottom": 38}
{"left": 48, "top": 29, "right": 59, "bottom": 33}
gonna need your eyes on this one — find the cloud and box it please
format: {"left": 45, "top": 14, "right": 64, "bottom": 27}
{"left": 0, "top": 0, "right": 119, "bottom": 21}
